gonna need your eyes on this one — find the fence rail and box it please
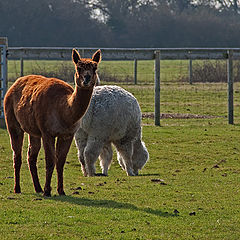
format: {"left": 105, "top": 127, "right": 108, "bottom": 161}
{"left": 7, "top": 47, "right": 240, "bottom": 61}
{"left": 4, "top": 46, "right": 240, "bottom": 125}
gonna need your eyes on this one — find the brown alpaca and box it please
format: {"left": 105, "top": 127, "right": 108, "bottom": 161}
{"left": 4, "top": 49, "right": 101, "bottom": 196}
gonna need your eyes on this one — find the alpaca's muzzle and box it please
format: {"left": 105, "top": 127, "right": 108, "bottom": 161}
{"left": 83, "top": 74, "right": 91, "bottom": 86}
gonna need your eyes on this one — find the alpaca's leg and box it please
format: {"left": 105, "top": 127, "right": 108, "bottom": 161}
{"left": 8, "top": 126, "right": 24, "bottom": 193}
{"left": 117, "top": 152, "right": 126, "bottom": 171}
{"left": 84, "top": 139, "right": 103, "bottom": 176}
{"left": 79, "top": 146, "right": 87, "bottom": 177}
{"left": 99, "top": 143, "right": 113, "bottom": 176}
{"left": 56, "top": 136, "right": 73, "bottom": 195}
{"left": 28, "top": 135, "right": 43, "bottom": 193}
{"left": 74, "top": 134, "right": 88, "bottom": 177}
{"left": 42, "top": 135, "right": 56, "bottom": 197}
{"left": 114, "top": 140, "right": 135, "bottom": 176}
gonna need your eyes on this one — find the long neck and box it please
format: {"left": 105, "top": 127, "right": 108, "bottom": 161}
{"left": 67, "top": 85, "right": 93, "bottom": 125}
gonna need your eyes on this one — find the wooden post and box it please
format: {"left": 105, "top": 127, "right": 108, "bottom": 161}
{"left": 0, "top": 47, "right": 1, "bottom": 118}
{"left": 154, "top": 51, "right": 160, "bottom": 126}
{"left": 0, "top": 37, "right": 7, "bottom": 91}
{"left": 227, "top": 50, "right": 234, "bottom": 124}
{"left": 20, "top": 58, "right": 24, "bottom": 76}
{"left": 189, "top": 59, "right": 193, "bottom": 84}
{"left": 0, "top": 37, "right": 8, "bottom": 128}
{"left": 134, "top": 59, "right": 137, "bottom": 84}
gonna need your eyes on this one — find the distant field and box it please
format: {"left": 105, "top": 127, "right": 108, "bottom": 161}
{"left": 7, "top": 59, "right": 240, "bottom": 125}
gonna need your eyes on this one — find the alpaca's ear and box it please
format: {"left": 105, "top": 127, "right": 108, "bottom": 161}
{"left": 92, "top": 49, "right": 101, "bottom": 63}
{"left": 72, "top": 48, "right": 81, "bottom": 65}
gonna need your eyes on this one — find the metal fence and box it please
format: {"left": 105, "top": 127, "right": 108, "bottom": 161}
{"left": 5, "top": 46, "right": 240, "bottom": 126}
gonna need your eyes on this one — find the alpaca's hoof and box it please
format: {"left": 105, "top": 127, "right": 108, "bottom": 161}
{"left": 58, "top": 190, "right": 66, "bottom": 196}
{"left": 43, "top": 191, "right": 51, "bottom": 197}
{"left": 133, "top": 170, "right": 139, "bottom": 176}
{"left": 126, "top": 171, "right": 135, "bottom": 176}
{"left": 88, "top": 172, "right": 96, "bottom": 177}
{"left": 43, "top": 193, "right": 51, "bottom": 197}
{"left": 14, "top": 186, "right": 21, "bottom": 194}
{"left": 95, "top": 173, "right": 107, "bottom": 177}
{"left": 82, "top": 168, "right": 88, "bottom": 177}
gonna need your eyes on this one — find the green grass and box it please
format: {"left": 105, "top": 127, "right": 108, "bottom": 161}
{"left": 1, "top": 121, "right": 240, "bottom": 239}
{"left": 2, "top": 59, "right": 240, "bottom": 238}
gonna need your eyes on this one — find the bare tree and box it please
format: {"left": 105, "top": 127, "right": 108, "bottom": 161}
{"left": 197, "top": 0, "right": 240, "bottom": 13}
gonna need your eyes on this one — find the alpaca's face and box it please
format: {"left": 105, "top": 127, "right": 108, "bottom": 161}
{"left": 75, "top": 61, "right": 98, "bottom": 88}
{"left": 72, "top": 49, "right": 101, "bottom": 89}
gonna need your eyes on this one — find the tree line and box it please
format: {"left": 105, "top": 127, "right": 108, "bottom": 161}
{"left": 1, "top": 0, "right": 240, "bottom": 47}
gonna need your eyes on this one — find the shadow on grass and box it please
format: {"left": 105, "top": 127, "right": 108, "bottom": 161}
{"left": 51, "top": 195, "right": 176, "bottom": 217}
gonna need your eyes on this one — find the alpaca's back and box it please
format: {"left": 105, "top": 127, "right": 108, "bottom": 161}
{"left": 79, "top": 85, "right": 141, "bottom": 141}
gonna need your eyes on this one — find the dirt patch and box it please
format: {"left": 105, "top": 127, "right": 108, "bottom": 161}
{"left": 142, "top": 113, "right": 220, "bottom": 119}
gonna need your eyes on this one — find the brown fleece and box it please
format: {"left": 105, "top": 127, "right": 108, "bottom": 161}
{"left": 4, "top": 49, "right": 101, "bottom": 196}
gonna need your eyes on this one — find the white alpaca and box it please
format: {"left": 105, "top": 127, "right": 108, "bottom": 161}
{"left": 74, "top": 85, "right": 149, "bottom": 176}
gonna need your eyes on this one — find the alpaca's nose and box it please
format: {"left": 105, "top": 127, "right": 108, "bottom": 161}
{"left": 84, "top": 74, "right": 91, "bottom": 85}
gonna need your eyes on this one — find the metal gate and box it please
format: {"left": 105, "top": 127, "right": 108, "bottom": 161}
{"left": 0, "top": 44, "right": 7, "bottom": 119}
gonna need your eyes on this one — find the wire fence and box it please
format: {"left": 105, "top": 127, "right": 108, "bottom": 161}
{"left": 7, "top": 57, "right": 240, "bottom": 126}
{"left": 5, "top": 47, "right": 240, "bottom": 126}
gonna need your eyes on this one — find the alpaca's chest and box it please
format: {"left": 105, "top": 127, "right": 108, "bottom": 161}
{"left": 46, "top": 112, "right": 81, "bottom": 137}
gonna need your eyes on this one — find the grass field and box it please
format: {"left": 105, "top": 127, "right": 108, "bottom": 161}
{"left": 1, "top": 60, "right": 240, "bottom": 239}
{"left": 1, "top": 121, "right": 240, "bottom": 239}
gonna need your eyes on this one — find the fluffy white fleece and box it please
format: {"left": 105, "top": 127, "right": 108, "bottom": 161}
{"left": 74, "top": 85, "right": 149, "bottom": 176}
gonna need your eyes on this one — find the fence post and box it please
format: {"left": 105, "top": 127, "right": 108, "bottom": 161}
{"left": 189, "top": 59, "right": 193, "bottom": 84}
{"left": 20, "top": 58, "right": 24, "bottom": 76}
{"left": 0, "top": 37, "right": 8, "bottom": 128}
{"left": 134, "top": 59, "right": 137, "bottom": 84}
{"left": 227, "top": 50, "right": 234, "bottom": 124}
{"left": 154, "top": 50, "right": 160, "bottom": 126}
